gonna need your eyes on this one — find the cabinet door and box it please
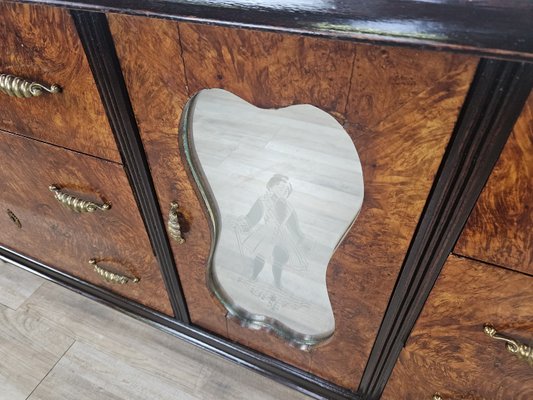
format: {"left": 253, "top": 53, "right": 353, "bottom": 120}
{"left": 109, "top": 14, "right": 477, "bottom": 390}
{"left": 455, "top": 91, "right": 533, "bottom": 275}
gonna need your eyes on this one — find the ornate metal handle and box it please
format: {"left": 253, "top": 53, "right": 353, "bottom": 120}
{"left": 484, "top": 324, "right": 533, "bottom": 367}
{"left": 168, "top": 201, "right": 185, "bottom": 244}
{"left": 432, "top": 394, "right": 443, "bottom": 400}
{"left": 89, "top": 259, "right": 139, "bottom": 285}
{"left": 0, "top": 73, "right": 60, "bottom": 98}
{"left": 49, "top": 185, "right": 111, "bottom": 213}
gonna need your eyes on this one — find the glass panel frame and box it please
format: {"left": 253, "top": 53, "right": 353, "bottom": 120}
{"left": 180, "top": 89, "right": 364, "bottom": 349}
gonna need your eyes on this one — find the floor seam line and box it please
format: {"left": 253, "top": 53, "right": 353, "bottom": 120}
{"left": 24, "top": 340, "right": 77, "bottom": 400}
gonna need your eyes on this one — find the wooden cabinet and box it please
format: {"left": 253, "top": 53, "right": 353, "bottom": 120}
{"left": 108, "top": 13, "right": 477, "bottom": 390}
{"left": 0, "top": 129, "right": 173, "bottom": 315}
{"left": 0, "top": 2, "right": 120, "bottom": 162}
{"left": 0, "top": 1, "right": 532, "bottom": 399}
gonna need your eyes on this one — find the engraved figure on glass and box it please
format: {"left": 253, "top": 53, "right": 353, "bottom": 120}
{"left": 181, "top": 89, "right": 364, "bottom": 348}
{"left": 235, "top": 174, "right": 308, "bottom": 290}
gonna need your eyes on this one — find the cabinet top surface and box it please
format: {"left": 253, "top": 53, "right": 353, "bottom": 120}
{"left": 14, "top": 0, "right": 533, "bottom": 61}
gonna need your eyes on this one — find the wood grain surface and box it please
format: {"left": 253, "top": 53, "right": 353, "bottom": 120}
{"left": 180, "top": 23, "right": 356, "bottom": 120}
{"left": 0, "top": 2, "right": 119, "bottom": 162}
{"left": 347, "top": 45, "right": 475, "bottom": 128}
{"left": 455, "top": 91, "right": 533, "bottom": 275}
{"left": 0, "top": 129, "right": 172, "bottom": 315}
{"left": 382, "top": 255, "right": 533, "bottom": 400}
{"left": 109, "top": 14, "right": 477, "bottom": 389}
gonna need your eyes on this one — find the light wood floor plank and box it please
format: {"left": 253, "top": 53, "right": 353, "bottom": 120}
{"left": 0, "top": 303, "right": 74, "bottom": 400}
{"left": 27, "top": 341, "right": 200, "bottom": 400}
{"left": 21, "top": 282, "right": 214, "bottom": 395}
{"left": 19, "top": 277, "right": 310, "bottom": 399}
{"left": 0, "top": 258, "right": 43, "bottom": 310}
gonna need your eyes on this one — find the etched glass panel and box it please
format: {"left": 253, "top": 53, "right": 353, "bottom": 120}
{"left": 182, "top": 89, "right": 363, "bottom": 348}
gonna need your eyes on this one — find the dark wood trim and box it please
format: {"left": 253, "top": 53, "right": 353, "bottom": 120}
{"left": 70, "top": 10, "right": 190, "bottom": 323}
{"left": 13, "top": 0, "right": 533, "bottom": 62}
{"left": 0, "top": 246, "right": 359, "bottom": 400}
{"left": 358, "top": 59, "right": 533, "bottom": 399}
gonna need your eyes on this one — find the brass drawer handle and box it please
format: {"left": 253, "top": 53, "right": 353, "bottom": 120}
{"left": 89, "top": 259, "right": 139, "bottom": 285}
{"left": 484, "top": 324, "right": 533, "bottom": 366}
{"left": 432, "top": 394, "right": 443, "bottom": 400}
{"left": 0, "top": 73, "right": 60, "bottom": 98}
{"left": 49, "top": 185, "right": 111, "bottom": 213}
{"left": 168, "top": 201, "right": 185, "bottom": 244}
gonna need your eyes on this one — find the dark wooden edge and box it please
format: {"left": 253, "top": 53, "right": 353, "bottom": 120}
{"left": 0, "top": 245, "right": 360, "bottom": 400}
{"left": 70, "top": 10, "right": 190, "bottom": 322}
{"left": 10, "top": 0, "right": 533, "bottom": 63}
{"left": 358, "top": 59, "right": 533, "bottom": 399}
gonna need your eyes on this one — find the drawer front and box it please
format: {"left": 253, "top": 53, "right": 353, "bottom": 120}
{"left": 0, "top": 2, "right": 120, "bottom": 162}
{"left": 382, "top": 256, "right": 533, "bottom": 400}
{"left": 109, "top": 14, "right": 478, "bottom": 389}
{"left": 455, "top": 91, "right": 532, "bottom": 275}
{"left": 0, "top": 130, "right": 172, "bottom": 315}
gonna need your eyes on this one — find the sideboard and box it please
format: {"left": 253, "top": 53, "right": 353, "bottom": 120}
{"left": 0, "top": 1, "right": 532, "bottom": 399}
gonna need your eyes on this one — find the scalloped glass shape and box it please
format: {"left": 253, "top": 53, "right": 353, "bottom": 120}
{"left": 181, "top": 89, "right": 364, "bottom": 348}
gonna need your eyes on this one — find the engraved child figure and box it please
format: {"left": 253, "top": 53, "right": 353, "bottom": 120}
{"left": 234, "top": 174, "right": 308, "bottom": 289}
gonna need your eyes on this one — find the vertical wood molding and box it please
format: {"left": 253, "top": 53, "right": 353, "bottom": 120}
{"left": 70, "top": 10, "right": 190, "bottom": 323}
{"left": 358, "top": 59, "right": 533, "bottom": 399}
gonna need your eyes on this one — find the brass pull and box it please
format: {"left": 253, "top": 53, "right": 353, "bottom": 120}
{"left": 89, "top": 259, "right": 139, "bottom": 285}
{"left": 49, "top": 185, "right": 111, "bottom": 213}
{"left": 168, "top": 201, "right": 185, "bottom": 244}
{"left": 432, "top": 394, "right": 443, "bottom": 400}
{"left": 484, "top": 324, "right": 533, "bottom": 366}
{"left": 0, "top": 73, "right": 60, "bottom": 98}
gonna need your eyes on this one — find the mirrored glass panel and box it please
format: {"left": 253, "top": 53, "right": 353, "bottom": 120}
{"left": 182, "top": 89, "right": 364, "bottom": 348}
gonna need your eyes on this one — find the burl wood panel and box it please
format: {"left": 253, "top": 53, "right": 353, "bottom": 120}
{"left": 0, "top": 129, "right": 172, "bottom": 315}
{"left": 108, "top": 15, "right": 477, "bottom": 389}
{"left": 455, "top": 91, "right": 533, "bottom": 275}
{"left": 180, "top": 23, "right": 356, "bottom": 120}
{"left": 347, "top": 45, "right": 475, "bottom": 127}
{"left": 0, "top": 2, "right": 120, "bottom": 162}
{"left": 382, "top": 255, "right": 533, "bottom": 400}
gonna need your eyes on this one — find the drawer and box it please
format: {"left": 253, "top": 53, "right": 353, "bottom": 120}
{"left": 0, "top": 129, "right": 172, "bottom": 316}
{"left": 0, "top": 2, "right": 120, "bottom": 162}
{"left": 382, "top": 256, "right": 533, "bottom": 400}
{"left": 455, "top": 91, "right": 532, "bottom": 275}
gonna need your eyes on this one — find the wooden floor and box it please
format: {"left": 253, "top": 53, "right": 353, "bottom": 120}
{"left": 0, "top": 258, "right": 310, "bottom": 400}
